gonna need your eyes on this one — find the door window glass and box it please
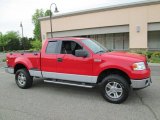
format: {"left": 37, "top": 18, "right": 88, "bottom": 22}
{"left": 61, "top": 41, "right": 83, "bottom": 55}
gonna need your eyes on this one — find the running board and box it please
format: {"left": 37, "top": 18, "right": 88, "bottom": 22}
{"left": 44, "top": 80, "right": 94, "bottom": 88}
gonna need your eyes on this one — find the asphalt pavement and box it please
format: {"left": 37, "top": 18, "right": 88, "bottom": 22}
{"left": 0, "top": 62, "right": 160, "bottom": 120}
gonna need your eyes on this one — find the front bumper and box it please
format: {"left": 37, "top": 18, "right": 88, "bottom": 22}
{"left": 131, "top": 77, "right": 151, "bottom": 89}
{"left": 5, "top": 67, "right": 14, "bottom": 74}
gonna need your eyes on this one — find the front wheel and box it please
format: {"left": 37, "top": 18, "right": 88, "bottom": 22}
{"left": 101, "top": 75, "right": 130, "bottom": 104}
{"left": 15, "top": 69, "right": 33, "bottom": 89}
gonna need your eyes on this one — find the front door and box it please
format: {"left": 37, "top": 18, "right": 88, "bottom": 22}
{"left": 56, "top": 40, "right": 95, "bottom": 83}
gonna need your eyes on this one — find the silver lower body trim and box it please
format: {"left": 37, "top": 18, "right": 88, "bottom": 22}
{"left": 42, "top": 71, "right": 97, "bottom": 83}
{"left": 131, "top": 77, "right": 151, "bottom": 89}
{"left": 5, "top": 67, "right": 14, "bottom": 74}
{"left": 29, "top": 70, "right": 98, "bottom": 83}
{"left": 29, "top": 70, "right": 42, "bottom": 77}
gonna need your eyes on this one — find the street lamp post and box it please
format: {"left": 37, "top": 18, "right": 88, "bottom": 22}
{"left": 20, "top": 22, "right": 24, "bottom": 38}
{"left": 50, "top": 3, "right": 59, "bottom": 38}
{"left": 20, "top": 22, "right": 25, "bottom": 50}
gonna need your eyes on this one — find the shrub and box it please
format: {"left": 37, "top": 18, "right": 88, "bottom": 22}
{"left": 149, "top": 52, "right": 160, "bottom": 63}
{"left": 145, "top": 51, "right": 154, "bottom": 59}
{"left": 31, "top": 40, "right": 42, "bottom": 51}
{"left": 133, "top": 51, "right": 160, "bottom": 63}
{"left": 2, "top": 58, "right": 6, "bottom": 62}
{"left": 151, "top": 52, "right": 160, "bottom": 58}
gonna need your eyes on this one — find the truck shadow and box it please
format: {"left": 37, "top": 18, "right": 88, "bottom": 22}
{"left": 32, "top": 78, "right": 142, "bottom": 104}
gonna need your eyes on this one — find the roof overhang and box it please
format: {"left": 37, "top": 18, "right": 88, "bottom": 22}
{"left": 39, "top": 0, "right": 160, "bottom": 21}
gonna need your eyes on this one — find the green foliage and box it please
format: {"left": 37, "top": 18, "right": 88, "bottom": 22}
{"left": 31, "top": 40, "right": 42, "bottom": 51}
{"left": 145, "top": 51, "right": 153, "bottom": 59}
{"left": 45, "top": 10, "right": 51, "bottom": 16}
{"left": 149, "top": 52, "right": 160, "bottom": 63}
{"left": 32, "top": 9, "right": 52, "bottom": 40}
{"left": 0, "top": 32, "right": 6, "bottom": 51}
{"left": 32, "top": 9, "right": 44, "bottom": 40}
{"left": 6, "top": 38, "right": 20, "bottom": 51}
{"left": 0, "top": 31, "right": 20, "bottom": 51}
{"left": 151, "top": 52, "right": 160, "bottom": 57}
{"left": 5, "top": 31, "right": 20, "bottom": 39}
{"left": 0, "top": 31, "right": 41, "bottom": 52}
{"left": 32, "top": 9, "right": 44, "bottom": 25}
{"left": 134, "top": 51, "right": 160, "bottom": 63}
{"left": 2, "top": 58, "right": 6, "bottom": 62}
{"left": 20, "top": 37, "right": 31, "bottom": 50}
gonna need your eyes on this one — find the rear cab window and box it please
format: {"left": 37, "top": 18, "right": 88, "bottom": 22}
{"left": 46, "top": 41, "right": 58, "bottom": 54}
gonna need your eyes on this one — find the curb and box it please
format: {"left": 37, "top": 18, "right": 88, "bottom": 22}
{"left": 148, "top": 63, "right": 160, "bottom": 67}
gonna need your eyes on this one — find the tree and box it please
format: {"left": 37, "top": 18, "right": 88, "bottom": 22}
{"left": 32, "top": 9, "right": 44, "bottom": 40}
{"left": 5, "top": 31, "right": 20, "bottom": 39}
{"left": 0, "top": 31, "right": 19, "bottom": 51}
{"left": 45, "top": 10, "right": 51, "bottom": 16}
{"left": 0, "top": 31, "right": 34, "bottom": 51}
{"left": 20, "top": 37, "right": 31, "bottom": 50}
{"left": 0, "top": 32, "right": 6, "bottom": 51}
{"left": 32, "top": 9, "right": 51, "bottom": 40}
{"left": 31, "top": 40, "right": 42, "bottom": 51}
{"left": 6, "top": 38, "right": 20, "bottom": 51}
{"left": 4, "top": 31, "right": 20, "bottom": 51}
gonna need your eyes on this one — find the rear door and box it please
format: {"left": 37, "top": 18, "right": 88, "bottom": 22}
{"left": 41, "top": 40, "right": 59, "bottom": 78}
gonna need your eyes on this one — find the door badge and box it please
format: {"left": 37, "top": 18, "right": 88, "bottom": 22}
{"left": 94, "top": 59, "right": 102, "bottom": 62}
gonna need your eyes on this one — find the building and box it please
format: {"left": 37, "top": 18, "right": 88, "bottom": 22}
{"left": 39, "top": 0, "right": 160, "bottom": 51}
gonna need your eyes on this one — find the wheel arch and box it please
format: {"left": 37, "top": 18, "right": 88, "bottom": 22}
{"left": 14, "top": 63, "right": 28, "bottom": 74}
{"left": 97, "top": 68, "right": 131, "bottom": 85}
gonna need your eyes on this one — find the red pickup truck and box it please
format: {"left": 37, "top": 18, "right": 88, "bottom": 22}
{"left": 5, "top": 37, "right": 151, "bottom": 103}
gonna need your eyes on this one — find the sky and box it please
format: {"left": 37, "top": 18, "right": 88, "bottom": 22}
{"left": 0, "top": 0, "right": 144, "bottom": 38}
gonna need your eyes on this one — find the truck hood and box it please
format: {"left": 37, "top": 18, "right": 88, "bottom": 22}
{"left": 103, "top": 51, "right": 146, "bottom": 62}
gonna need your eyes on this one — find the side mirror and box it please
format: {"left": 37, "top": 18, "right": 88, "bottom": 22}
{"left": 75, "top": 49, "right": 88, "bottom": 57}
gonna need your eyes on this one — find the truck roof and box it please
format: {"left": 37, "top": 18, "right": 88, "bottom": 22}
{"left": 46, "top": 37, "right": 88, "bottom": 41}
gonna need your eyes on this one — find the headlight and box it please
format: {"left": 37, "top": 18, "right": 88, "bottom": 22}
{"left": 132, "top": 62, "right": 146, "bottom": 70}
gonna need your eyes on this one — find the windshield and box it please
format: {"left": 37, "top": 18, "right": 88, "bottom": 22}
{"left": 82, "top": 39, "right": 108, "bottom": 54}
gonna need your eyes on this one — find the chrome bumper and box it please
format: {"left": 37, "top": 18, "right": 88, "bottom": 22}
{"left": 131, "top": 77, "right": 151, "bottom": 89}
{"left": 5, "top": 67, "right": 14, "bottom": 74}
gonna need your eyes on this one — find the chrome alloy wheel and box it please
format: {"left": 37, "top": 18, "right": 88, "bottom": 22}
{"left": 17, "top": 72, "right": 26, "bottom": 86}
{"left": 105, "top": 82, "right": 123, "bottom": 99}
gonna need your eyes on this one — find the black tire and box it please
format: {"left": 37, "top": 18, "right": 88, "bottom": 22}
{"left": 100, "top": 74, "right": 130, "bottom": 104}
{"left": 15, "top": 69, "right": 33, "bottom": 89}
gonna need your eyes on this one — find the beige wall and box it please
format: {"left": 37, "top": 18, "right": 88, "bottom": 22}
{"left": 40, "top": 3, "right": 160, "bottom": 49}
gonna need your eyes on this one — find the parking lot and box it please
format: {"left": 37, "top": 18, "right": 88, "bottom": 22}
{"left": 0, "top": 61, "right": 160, "bottom": 120}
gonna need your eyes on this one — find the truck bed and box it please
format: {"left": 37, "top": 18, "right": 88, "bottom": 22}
{"left": 6, "top": 51, "right": 41, "bottom": 70}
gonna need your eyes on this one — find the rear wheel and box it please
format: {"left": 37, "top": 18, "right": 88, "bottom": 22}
{"left": 15, "top": 69, "right": 33, "bottom": 89}
{"left": 101, "top": 75, "right": 130, "bottom": 104}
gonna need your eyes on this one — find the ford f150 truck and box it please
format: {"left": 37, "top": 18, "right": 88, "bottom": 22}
{"left": 5, "top": 37, "right": 151, "bottom": 104}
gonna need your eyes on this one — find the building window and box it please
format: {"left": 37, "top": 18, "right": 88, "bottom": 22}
{"left": 148, "top": 31, "right": 160, "bottom": 50}
{"left": 86, "top": 33, "right": 129, "bottom": 51}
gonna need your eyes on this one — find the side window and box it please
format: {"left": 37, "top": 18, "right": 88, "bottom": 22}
{"left": 46, "top": 41, "right": 57, "bottom": 54}
{"left": 61, "top": 41, "right": 83, "bottom": 55}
